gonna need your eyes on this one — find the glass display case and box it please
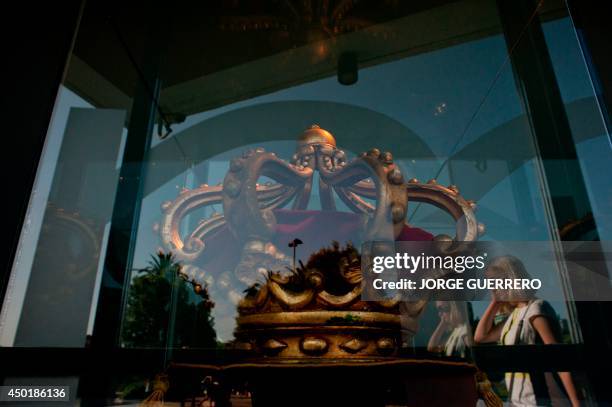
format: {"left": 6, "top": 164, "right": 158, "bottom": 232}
{"left": 1, "top": 0, "right": 610, "bottom": 405}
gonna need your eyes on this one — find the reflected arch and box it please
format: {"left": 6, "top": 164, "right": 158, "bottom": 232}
{"left": 144, "top": 100, "right": 436, "bottom": 195}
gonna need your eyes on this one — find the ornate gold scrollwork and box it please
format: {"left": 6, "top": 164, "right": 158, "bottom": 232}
{"left": 159, "top": 124, "right": 482, "bottom": 277}
{"left": 158, "top": 125, "right": 483, "bottom": 364}
{"left": 218, "top": 125, "right": 413, "bottom": 277}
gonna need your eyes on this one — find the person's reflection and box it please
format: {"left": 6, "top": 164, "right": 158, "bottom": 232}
{"left": 427, "top": 301, "right": 472, "bottom": 358}
{"left": 474, "top": 255, "right": 581, "bottom": 407}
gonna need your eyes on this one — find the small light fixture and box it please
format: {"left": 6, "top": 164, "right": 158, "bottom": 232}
{"left": 288, "top": 238, "right": 304, "bottom": 272}
{"left": 338, "top": 52, "right": 358, "bottom": 85}
{"left": 157, "top": 112, "right": 187, "bottom": 139}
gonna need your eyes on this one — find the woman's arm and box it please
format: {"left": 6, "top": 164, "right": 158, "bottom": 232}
{"left": 474, "top": 300, "right": 504, "bottom": 343}
{"left": 427, "top": 319, "right": 449, "bottom": 353}
{"left": 531, "top": 316, "right": 581, "bottom": 407}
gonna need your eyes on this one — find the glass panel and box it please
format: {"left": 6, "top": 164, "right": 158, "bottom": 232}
{"left": 126, "top": 15, "right": 540, "bottom": 350}
{"left": 0, "top": 5, "right": 143, "bottom": 348}
{"left": 3, "top": 0, "right": 611, "bottom": 406}
{"left": 0, "top": 88, "right": 128, "bottom": 347}
{"left": 542, "top": 16, "right": 612, "bottom": 241}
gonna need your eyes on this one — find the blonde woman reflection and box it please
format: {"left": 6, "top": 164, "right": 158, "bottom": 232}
{"left": 474, "top": 256, "right": 581, "bottom": 407}
{"left": 427, "top": 301, "right": 472, "bottom": 358}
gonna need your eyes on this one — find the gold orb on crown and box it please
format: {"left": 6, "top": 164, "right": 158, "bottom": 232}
{"left": 297, "top": 124, "right": 337, "bottom": 148}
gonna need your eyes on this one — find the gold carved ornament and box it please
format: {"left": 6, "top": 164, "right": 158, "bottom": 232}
{"left": 158, "top": 125, "right": 484, "bottom": 363}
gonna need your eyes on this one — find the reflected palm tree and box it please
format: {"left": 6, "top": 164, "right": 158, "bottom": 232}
{"left": 122, "top": 251, "right": 216, "bottom": 349}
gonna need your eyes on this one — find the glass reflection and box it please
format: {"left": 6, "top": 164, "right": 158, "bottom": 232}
{"left": 427, "top": 301, "right": 472, "bottom": 358}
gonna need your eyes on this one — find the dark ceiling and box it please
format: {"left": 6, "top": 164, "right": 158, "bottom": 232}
{"left": 72, "top": 0, "right": 463, "bottom": 97}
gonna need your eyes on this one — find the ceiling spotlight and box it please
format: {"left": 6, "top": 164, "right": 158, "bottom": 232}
{"left": 338, "top": 52, "right": 358, "bottom": 86}
{"left": 157, "top": 112, "right": 187, "bottom": 139}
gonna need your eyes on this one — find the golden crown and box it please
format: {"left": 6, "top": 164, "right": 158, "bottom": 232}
{"left": 159, "top": 125, "right": 482, "bottom": 363}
